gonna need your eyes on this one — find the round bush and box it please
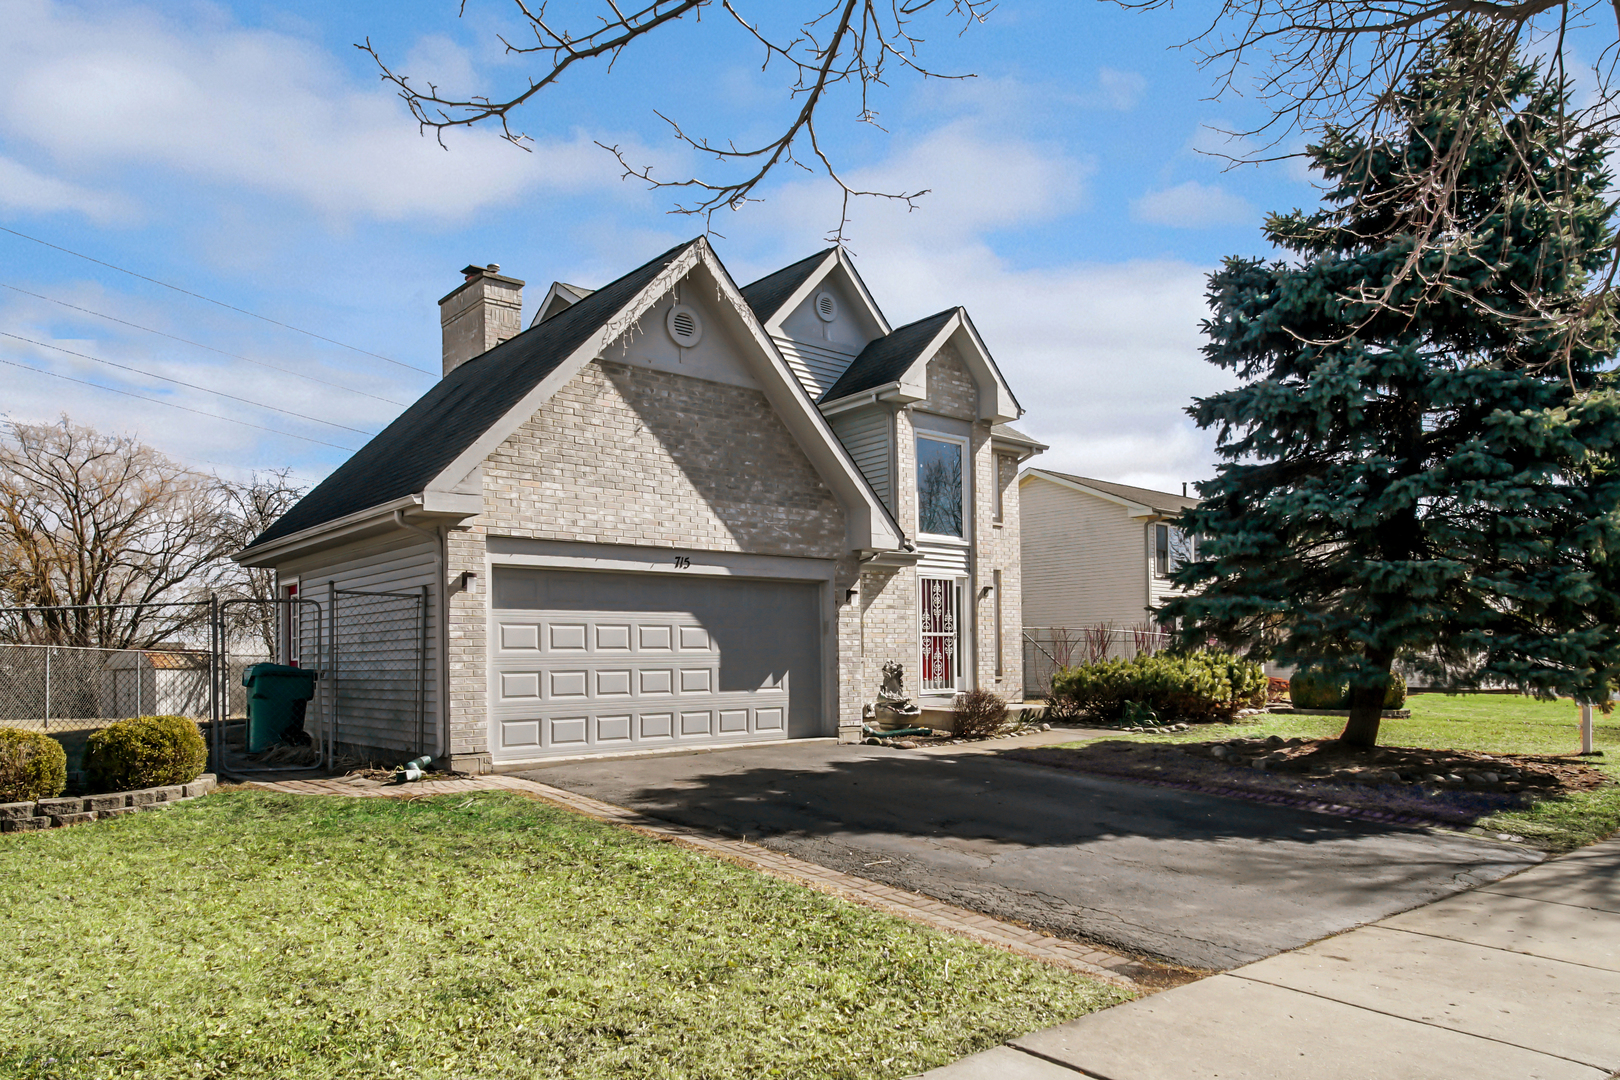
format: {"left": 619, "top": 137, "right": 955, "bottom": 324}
{"left": 1383, "top": 671, "right": 1408, "bottom": 709}
{"left": 1289, "top": 671, "right": 1348, "bottom": 709}
{"left": 951, "top": 688, "right": 1009, "bottom": 740}
{"left": 84, "top": 715, "right": 208, "bottom": 793}
{"left": 0, "top": 727, "right": 67, "bottom": 803}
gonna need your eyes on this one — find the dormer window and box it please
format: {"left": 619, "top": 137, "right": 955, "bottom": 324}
{"left": 917, "top": 436, "right": 965, "bottom": 539}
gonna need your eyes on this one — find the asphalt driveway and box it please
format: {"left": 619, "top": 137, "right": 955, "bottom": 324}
{"left": 518, "top": 740, "right": 1543, "bottom": 970}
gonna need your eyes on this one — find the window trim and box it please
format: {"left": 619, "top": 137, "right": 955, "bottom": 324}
{"left": 915, "top": 432, "right": 970, "bottom": 544}
{"left": 1154, "top": 523, "right": 1170, "bottom": 578}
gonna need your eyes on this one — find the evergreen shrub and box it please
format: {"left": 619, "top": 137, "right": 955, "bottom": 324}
{"left": 1050, "top": 651, "right": 1265, "bottom": 725}
{"left": 0, "top": 727, "right": 67, "bottom": 803}
{"left": 1289, "top": 670, "right": 1408, "bottom": 710}
{"left": 84, "top": 715, "right": 208, "bottom": 793}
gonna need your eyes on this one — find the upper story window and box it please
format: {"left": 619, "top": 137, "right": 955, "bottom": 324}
{"left": 917, "top": 436, "right": 965, "bottom": 538}
{"left": 1154, "top": 523, "right": 1196, "bottom": 578}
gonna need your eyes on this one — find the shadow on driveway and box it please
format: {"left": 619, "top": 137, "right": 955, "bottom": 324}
{"left": 518, "top": 741, "right": 1542, "bottom": 970}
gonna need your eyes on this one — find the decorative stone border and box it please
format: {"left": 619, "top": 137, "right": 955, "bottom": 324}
{"left": 0, "top": 774, "right": 216, "bottom": 832}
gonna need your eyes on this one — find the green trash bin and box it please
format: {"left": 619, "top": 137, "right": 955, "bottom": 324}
{"left": 242, "top": 663, "right": 317, "bottom": 753}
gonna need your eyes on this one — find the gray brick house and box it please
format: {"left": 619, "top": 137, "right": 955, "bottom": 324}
{"left": 236, "top": 238, "right": 1043, "bottom": 771}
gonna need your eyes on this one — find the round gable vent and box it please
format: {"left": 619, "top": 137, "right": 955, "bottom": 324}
{"left": 814, "top": 290, "right": 838, "bottom": 322}
{"left": 667, "top": 303, "right": 703, "bottom": 347}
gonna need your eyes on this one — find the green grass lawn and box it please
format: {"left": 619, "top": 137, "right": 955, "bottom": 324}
{"left": 0, "top": 791, "right": 1127, "bottom": 1080}
{"left": 1075, "top": 694, "right": 1620, "bottom": 852}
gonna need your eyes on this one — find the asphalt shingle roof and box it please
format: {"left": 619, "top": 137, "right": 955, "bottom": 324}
{"left": 738, "top": 249, "right": 834, "bottom": 323}
{"left": 247, "top": 239, "right": 694, "bottom": 551}
{"left": 1037, "top": 469, "right": 1200, "bottom": 515}
{"left": 818, "top": 308, "right": 957, "bottom": 404}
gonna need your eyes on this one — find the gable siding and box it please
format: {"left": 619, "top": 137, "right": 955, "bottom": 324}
{"left": 829, "top": 405, "right": 893, "bottom": 512}
{"left": 1019, "top": 478, "right": 1151, "bottom": 629}
{"left": 776, "top": 338, "right": 859, "bottom": 399}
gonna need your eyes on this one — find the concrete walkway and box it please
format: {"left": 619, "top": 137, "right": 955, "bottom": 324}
{"left": 914, "top": 835, "right": 1620, "bottom": 1080}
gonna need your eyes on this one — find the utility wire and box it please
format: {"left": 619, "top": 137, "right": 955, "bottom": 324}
{"left": 1, "top": 332, "right": 376, "bottom": 436}
{"left": 0, "top": 225, "right": 435, "bottom": 376}
{"left": 0, "top": 355, "right": 357, "bottom": 451}
{"left": 0, "top": 282, "right": 410, "bottom": 407}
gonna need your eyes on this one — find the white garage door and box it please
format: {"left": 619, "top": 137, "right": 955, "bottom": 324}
{"left": 489, "top": 567, "right": 824, "bottom": 761}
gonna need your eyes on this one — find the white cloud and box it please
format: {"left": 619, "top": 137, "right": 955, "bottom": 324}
{"left": 1092, "top": 68, "right": 1147, "bottom": 111}
{"left": 0, "top": 0, "right": 649, "bottom": 224}
{"left": 1131, "top": 181, "right": 1255, "bottom": 228}
{"left": 0, "top": 154, "right": 135, "bottom": 223}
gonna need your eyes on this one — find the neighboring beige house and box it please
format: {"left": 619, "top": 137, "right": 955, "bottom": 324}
{"left": 1019, "top": 469, "right": 1199, "bottom": 632}
{"left": 236, "top": 238, "right": 1042, "bottom": 771}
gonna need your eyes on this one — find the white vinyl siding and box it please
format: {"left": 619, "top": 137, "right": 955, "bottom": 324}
{"left": 774, "top": 337, "right": 859, "bottom": 400}
{"left": 828, "top": 405, "right": 893, "bottom": 511}
{"left": 278, "top": 534, "right": 440, "bottom": 757}
{"left": 1019, "top": 477, "right": 1151, "bottom": 629}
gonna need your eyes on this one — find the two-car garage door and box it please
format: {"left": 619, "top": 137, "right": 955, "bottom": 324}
{"left": 489, "top": 566, "right": 823, "bottom": 762}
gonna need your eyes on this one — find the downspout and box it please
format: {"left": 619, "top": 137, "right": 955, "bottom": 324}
{"left": 395, "top": 509, "right": 450, "bottom": 760}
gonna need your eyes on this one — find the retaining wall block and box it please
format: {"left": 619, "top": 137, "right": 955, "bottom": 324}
{"left": 36, "top": 797, "right": 85, "bottom": 816}
{"left": 182, "top": 777, "right": 216, "bottom": 799}
{"left": 98, "top": 807, "right": 138, "bottom": 819}
{"left": 2, "top": 816, "right": 51, "bottom": 833}
{"left": 47, "top": 812, "right": 95, "bottom": 827}
{"left": 126, "top": 790, "right": 158, "bottom": 807}
{"left": 83, "top": 794, "right": 129, "bottom": 813}
{"left": 137, "top": 802, "right": 174, "bottom": 812}
{"left": 149, "top": 785, "right": 185, "bottom": 803}
{"left": 0, "top": 802, "right": 38, "bottom": 820}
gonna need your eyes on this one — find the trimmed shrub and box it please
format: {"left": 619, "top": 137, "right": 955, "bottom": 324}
{"left": 0, "top": 727, "right": 67, "bottom": 803}
{"left": 1289, "top": 670, "right": 1408, "bottom": 710}
{"left": 1383, "top": 671, "right": 1408, "bottom": 709}
{"left": 951, "top": 688, "right": 1009, "bottom": 740}
{"left": 84, "top": 715, "right": 208, "bottom": 793}
{"left": 1289, "top": 671, "right": 1348, "bottom": 709}
{"left": 1050, "top": 651, "right": 1266, "bottom": 725}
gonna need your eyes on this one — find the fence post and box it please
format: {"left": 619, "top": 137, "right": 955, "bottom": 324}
{"left": 43, "top": 646, "right": 51, "bottom": 730}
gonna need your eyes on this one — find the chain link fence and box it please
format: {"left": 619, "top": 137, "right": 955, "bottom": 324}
{"left": 2, "top": 591, "right": 426, "bottom": 777}
{"left": 1022, "top": 625, "right": 1171, "bottom": 699}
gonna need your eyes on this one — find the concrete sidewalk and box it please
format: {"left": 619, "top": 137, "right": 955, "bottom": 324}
{"left": 914, "top": 836, "right": 1620, "bottom": 1080}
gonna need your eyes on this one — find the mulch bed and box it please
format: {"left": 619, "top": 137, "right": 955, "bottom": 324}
{"left": 1004, "top": 736, "right": 1612, "bottom": 831}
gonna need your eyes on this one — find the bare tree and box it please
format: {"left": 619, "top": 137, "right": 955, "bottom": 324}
{"left": 1114, "top": 3, "right": 1620, "bottom": 371}
{"left": 360, "top": 1, "right": 991, "bottom": 237}
{"left": 212, "top": 469, "right": 306, "bottom": 656}
{"left": 0, "top": 419, "right": 231, "bottom": 648}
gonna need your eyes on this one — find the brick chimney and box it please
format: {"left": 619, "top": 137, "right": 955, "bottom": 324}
{"left": 439, "top": 263, "right": 525, "bottom": 376}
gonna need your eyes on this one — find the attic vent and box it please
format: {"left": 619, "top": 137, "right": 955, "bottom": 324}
{"left": 814, "top": 290, "right": 838, "bottom": 322}
{"left": 667, "top": 303, "right": 703, "bottom": 347}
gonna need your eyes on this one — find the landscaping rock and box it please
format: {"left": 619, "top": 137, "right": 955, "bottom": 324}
{"left": 125, "top": 789, "right": 158, "bottom": 807}
{"left": 47, "top": 811, "right": 95, "bottom": 827}
{"left": 83, "top": 794, "right": 129, "bottom": 813}
{"left": 36, "top": 797, "right": 84, "bottom": 815}
{"left": 2, "top": 816, "right": 50, "bottom": 832}
{"left": 149, "top": 785, "right": 186, "bottom": 802}
{"left": 0, "top": 802, "right": 37, "bottom": 820}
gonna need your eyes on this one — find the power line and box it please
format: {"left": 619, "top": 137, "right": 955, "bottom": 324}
{"left": 0, "top": 354, "right": 358, "bottom": 451}
{"left": 0, "top": 282, "right": 410, "bottom": 407}
{"left": 0, "top": 225, "right": 436, "bottom": 376}
{"left": 1, "top": 332, "right": 377, "bottom": 436}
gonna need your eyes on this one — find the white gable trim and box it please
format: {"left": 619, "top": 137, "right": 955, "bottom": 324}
{"left": 762, "top": 248, "right": 891, "bottom": 338}
{"left": 1020, "top": 469, "right": 1159, "bottom": 519}
{"left": 425, "top": 238, "right": 904, "bottom": 553}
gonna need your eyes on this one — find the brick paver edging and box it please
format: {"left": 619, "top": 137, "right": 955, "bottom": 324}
{"left": 1003, "top": 757, "right": 1514, "bottom": 839}
{"left": 247, "top": 774, "right": 1143, "bottom": 989}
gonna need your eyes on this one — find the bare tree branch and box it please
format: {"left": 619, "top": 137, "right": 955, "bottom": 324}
{"left": 360, "top": 1, "right": 990, "bottom": 239}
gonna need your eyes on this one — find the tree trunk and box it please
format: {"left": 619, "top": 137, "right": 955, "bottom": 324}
{"left": 1338, "top": 656, "right": 1394, "bottom": 747}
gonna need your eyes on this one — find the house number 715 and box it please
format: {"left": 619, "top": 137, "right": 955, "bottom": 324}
{"left": 673, "top": 556, "right": 691, "bottom": 569}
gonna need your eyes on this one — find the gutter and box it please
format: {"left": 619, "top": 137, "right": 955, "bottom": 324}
{"left": 394, "top": 509, "right": 451, "bottom": 760}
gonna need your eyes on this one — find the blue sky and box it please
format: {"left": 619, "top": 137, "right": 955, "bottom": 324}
{"left": 0, "top": 0, "right": 1324, "bottom": 492}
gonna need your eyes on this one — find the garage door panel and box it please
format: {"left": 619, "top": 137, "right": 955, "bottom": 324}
{"left": 490, "top": 567, "right": 823, "bottom": 761}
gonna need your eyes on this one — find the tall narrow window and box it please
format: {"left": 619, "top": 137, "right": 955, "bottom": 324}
{"left": 917, "top": 437, "right": 964, "bottom": 538}
{"left": 1155, "top": 523, "right": 1170, "bottom": 577}
{"left": 993, "top": 568, "right": 1003, "bottom": 678}
{"left": 993, "top": 454, "right": 1007, "bottom": 524}
{"left": 920, "top": 577, "right": 960, "bottom": 691}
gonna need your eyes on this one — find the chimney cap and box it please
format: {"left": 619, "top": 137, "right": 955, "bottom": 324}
{"left": 461, "top": 263, "right": 501, "bottom": 279}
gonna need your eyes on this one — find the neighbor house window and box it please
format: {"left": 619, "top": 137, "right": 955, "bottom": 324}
{"left": 917, "top": 436, "right": 964, "bottom": 538}
{"left": 1154, "top": 524, "right": 1195, "bottom": 578}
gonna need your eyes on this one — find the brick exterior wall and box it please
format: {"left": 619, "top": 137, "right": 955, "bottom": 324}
{"left": 980, "top": 449, "right": 1024, "bottom": 700}
{"left": 444, "top": 358, "right": 851, "bottom": 769}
